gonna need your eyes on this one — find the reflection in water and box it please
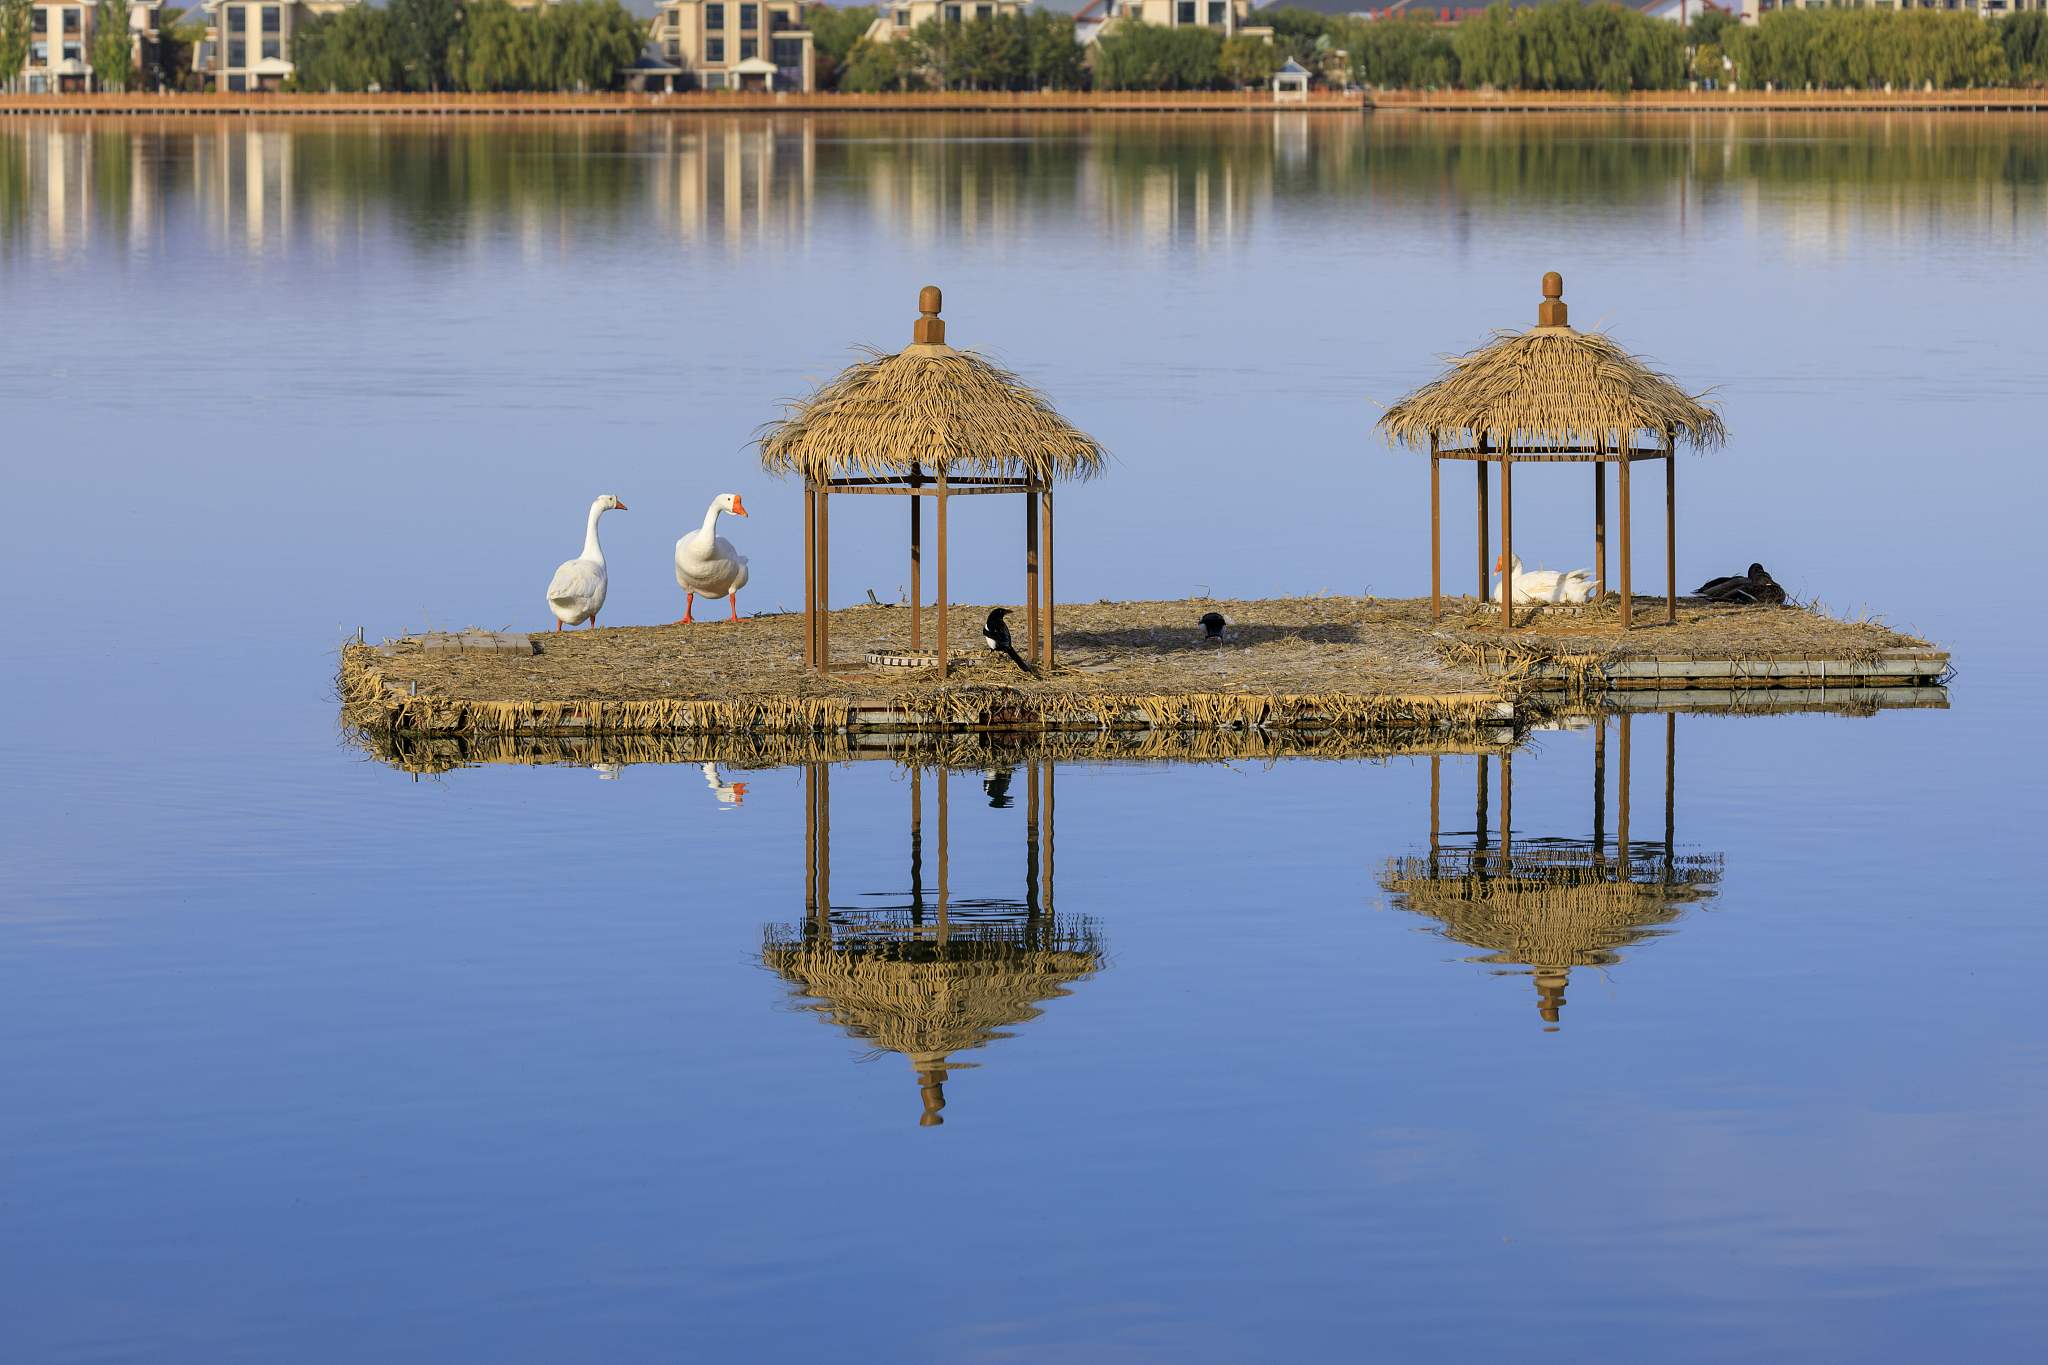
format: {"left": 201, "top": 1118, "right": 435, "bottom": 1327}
{"left": 701, "top": 762, "right": 748, "bottom": 805}
{"left": 4, "top": 112, "right": 2040, "bottom": 258}
{"left": 763, "top": 761, "right": 1103, "bottom": 1126}
{"left": 1380, "top": 713, "right": 1722, "bottom": 1030}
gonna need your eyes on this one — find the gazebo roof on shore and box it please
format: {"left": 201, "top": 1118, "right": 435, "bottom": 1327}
{"left": 758, "top": 288, "right": 1109, "bottom": 484}
{"left": 1377, "top": 277, "right": 1728, "bottom": 453}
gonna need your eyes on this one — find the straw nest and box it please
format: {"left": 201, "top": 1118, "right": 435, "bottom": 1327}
{"left": 1377, "top": 327, "right": 1727, "bottom": 453}
{"left": 758, "top": 343, "right": 1108, "bottom": 484}
{"left": 1379, "top": 846, "right": 1722, "bottom": 968}
{"left": 761, "top": 917, "right": 1106, "bottom": 1061}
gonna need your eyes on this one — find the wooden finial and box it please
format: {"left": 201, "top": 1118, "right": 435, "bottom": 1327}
{"left": 1538, "top": 272, "right": 1567, "bottom": 327}
{"left": 914, "top": 285, "right": 945, "bottom": 345}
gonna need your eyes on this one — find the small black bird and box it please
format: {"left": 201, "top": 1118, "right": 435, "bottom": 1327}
{"left": 1695, "top": 562, "right": 1786, "bottom": 605}
{"left": 982, "top": 768, "right": 1015, "bottom": 808}
{"left": 983, "top": 608, "right": 1037, "bottom": 674}
{"left": 1200, "top": 612, "right": 1228, "bottom": 640}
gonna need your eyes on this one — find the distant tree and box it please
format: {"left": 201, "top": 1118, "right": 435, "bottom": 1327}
{"left": 391, "top": 0, "right": 464, "bottom": 91}
{"left": 1726, "top": 10, "right": 2006, "bottom": 91}
{"left": 1092, "top": 18, "right": 1222, "bottom": 91}
{"left": 1024, "top": 10, "right": 1084, "bottom": 90}
{"left": 0, "top": 0, "right": 32, "bottom": 91}
{"left": 839, "top": 35, "right": 920, "bottom": 90}
{"left": 291, "top": 5, "right": 403, "bottom": 91}
{"left": 1690, "top": 41, "right": 1723, "bottom": 82}
{"left": 802, "top": 3, "right": 875, "bottom": 88}
{"left": 1454, "top": 1, "right": 1680, "bottom": 95}
{"left": 1998, "top": 10, "right": 2045, "bottom": 83}
{"left": 531, "top": 0, "right": 642, "bottom": 91}
{"left": 90, "top": 0, "right": 133, "bottom": 89}
{"left": 1216, "top": 32, "right": 1278, "bottom": 89}
{"left": 1348, "top": 13, "right": 1458, "bottom": 90}
{"left": 1686, "top": 7, "right": 1739, "bottom": 50}
{"left": 456, "top": 0, "right": 537, "bottom": 90}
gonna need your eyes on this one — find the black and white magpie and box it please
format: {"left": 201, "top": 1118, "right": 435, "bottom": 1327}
{"left": 1200, "top": 612, "right": 1228, "bottom": 640}
{"left": 983, "top": 608, "right": 1037, "bottom": 674}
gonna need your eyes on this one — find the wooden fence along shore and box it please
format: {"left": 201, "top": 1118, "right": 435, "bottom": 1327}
{"left": 2, "top": 88, "right": 2043, "bottom": 116}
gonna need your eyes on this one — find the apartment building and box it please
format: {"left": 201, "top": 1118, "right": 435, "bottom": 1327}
{"left": 194, "top": 0, "right": 359, "bottom": 93}
{"left": 649, "top": 0, "right": 816, "bottom": 91}
{"left": 1072, "top": 0, "right": 1274, "bottom": 46}
{"left": 863, "top": 0, "right": 1026, "bottom": 44}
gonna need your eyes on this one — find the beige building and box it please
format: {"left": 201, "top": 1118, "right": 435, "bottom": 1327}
{"left": 649, "top": 0, "right": 816, "bottom": 91}
{"left": 193, "top": 0, "right": 359, "bottom": 93}
{"left": 10, "top": 1, "right": 184, "bottom": 92}
{"left": 1073, "top": 0, "right": 1273, "bottom": 46}
{"left": 862, "top": 0, "right": 1026, "bottom": 44}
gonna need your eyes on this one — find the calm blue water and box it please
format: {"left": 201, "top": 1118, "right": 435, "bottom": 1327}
{"left": 1, "top": 112, "right": 2043, "bottom": 1363}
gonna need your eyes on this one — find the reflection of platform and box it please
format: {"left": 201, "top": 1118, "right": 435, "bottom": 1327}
{"left": 763, "top": 762, "right": 1105, "bottom": 1125}
{"left": 1380, "top": 715, "right": 1723, "bottom": 1030}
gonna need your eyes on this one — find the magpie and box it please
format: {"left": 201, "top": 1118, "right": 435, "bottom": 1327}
{"left": 983, "top": 608, "right": 1037, "bottom": 674}
{"left": 983, "top": 768, "right": 1015, "bottom": 808}
{"left": 1200, "top": 612, "right": 1228, "bottom": 640}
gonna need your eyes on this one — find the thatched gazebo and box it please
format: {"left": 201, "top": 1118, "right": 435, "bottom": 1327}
{"left": 759, "top": 287, "right": 1109, "bottom": 677}
{"left": 1378, "top": 715, "right": 1723, "bottom": 1029}
{"left": 1378, "top": 274, "right": 1727, "bottom": 632}
{"left": 765, "top": 759, "right": 1104, "bottom": 1125}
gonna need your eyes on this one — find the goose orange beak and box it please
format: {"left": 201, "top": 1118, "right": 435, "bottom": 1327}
{"left": 616, "top": 500, "right": 629, "bottom": 511}
{"left": 731, "top": 496, "right": 748, "bottom": 517}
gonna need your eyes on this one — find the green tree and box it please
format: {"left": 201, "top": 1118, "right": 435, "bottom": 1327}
{"left": 1091, "top": 18, "right": 1222, "bottom": 91}
{"left": 1023, "top": 10, "right": 1084, "bottom": 90}
{"left": 1453, "top": 1, "right": 1680, "bottom": 95}
{"left": 290, "top": 5, "right": 402, "bottom": 91}
{"left": 0, "top": 0, "right": 32, "bottom": 91}
{"left": 803, "top": 3, "right": 874, "bottom": 88}
{"left": 2001, "top": 10, "right": 2047, "bottom": 83}
{"left": 391, "top": 0, "right": 464, "bottom": 91}
{"left": 90, "top": 0, "right": 133, "bottom": 89}
{"left": 1686, "top": 7, "right": 1738, "bottom": 51}
{"left": 1726, "top": 10, "right": 2007, "bottom": 91}
{"left": 533, "top": 0, "right": 643, "bottom": 91}
{"left": 1216, "top": 32, "right": 1278, "bottom": 89}
{"left": 1690, "top": 41, "right": 1723, "bottom": 82}
{"left": 1349, "top": 13, "right": 1457, "bottom": 90}
{"left": 839, "top": 35, "right": 920, "bottom": 90}
{"left": 456, "top": 0, "right": 537, "bottom": 91}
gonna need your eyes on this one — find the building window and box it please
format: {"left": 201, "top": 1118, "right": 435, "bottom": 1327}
{"left": 769, "top": 6, "right": 787, "bottom": 28}
{"left": 228, "top": 39, "right": 245, "bottom": 65}
{"left": 261, "top": 4, "right": 278, "bottom": 30}
{"left": 704, "top": 71, "right": 725, "bottom": 87}
{"left": 29, "top": 39, "right": 47, "bottom": 64}
{"left": 1207, "top": 0, "right": 1223, "bottom": 19}
{"left": 943, "top": 2, "right": 960, "bottom": 19}
{"left": 893, "top": 6, "right": 908, "bottom": 22}
{"left": 62, "top": 39, "right": 80, "bottom": 59}
{"left": 62, "top": 6, "right": 79, "bottom": 31}
{"left": 771, "top": 35, "right": 801, "bottom": 63}
{"left": 30, "top": 6, "right": 45, "bottom": 31}
{"left": 261, "top": 37, "right": 278, "bottom": 58}
{"left": 706, "top": 2, "right": 724, "bottom": 25}
{"left": 706, "top": 35, "right": 724, "bottom": 59}
{"left": 227, "top": 6, "right": 244, "bottom": 31}
{"left": 666, "top": 37, "right": 680, "bottom": 56}
{"left": 739, "top": 35, "right": 756, "bottom": 57}
{"left": 228, "top": 73, "right": 246, "bottom": 90}
{"left": 739, "top": 3, "right": 756, "bottom": 28}
{"left": 975, "top": 3, "right": 991, "bottom": 15}
{"left": 1176, "top": 0, "right": 1194, "bottom": 21}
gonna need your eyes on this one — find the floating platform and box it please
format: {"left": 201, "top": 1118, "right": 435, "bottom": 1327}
{"left": 338, "top": 595, "right": 1947, "bottom": 740}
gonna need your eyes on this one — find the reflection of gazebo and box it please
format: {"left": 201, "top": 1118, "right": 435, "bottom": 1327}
{"left": 762, "top": 760, "right": 1105, "bottom": 1125}
{"left": 758, "top": 287, "right": 1108, "bottom": 678}
{"left": 1378, "top": 714, "right": 1722, "bottom": 1029}
{"left": 1378, "top": 274, "right": 1727, "bottom": 632}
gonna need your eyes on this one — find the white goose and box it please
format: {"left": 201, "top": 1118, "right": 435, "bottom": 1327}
{"left": 1492, "top": 552, "right": 1596, "bottom": 605}
{"left": 701, "top": 762, "right": 748, "bottom": 807}
{"left": 546, "top": 494, "right": 626, "bottom": 630}
{"left": 674, "top": 493, "right": 750, "bottom": 624}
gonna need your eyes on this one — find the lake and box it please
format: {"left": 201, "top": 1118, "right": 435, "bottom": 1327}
{"left": 1, "top": 110, "right": 2043, "bottom": 1363}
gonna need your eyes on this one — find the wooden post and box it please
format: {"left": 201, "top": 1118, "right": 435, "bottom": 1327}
{"left": 1042, "top": 489, "right": 1056, "bottom": 671}
{"left": 1500, "top": 750, "right": 1512, "bottom": 858}
{"left": 806, "top": 485, "right": 823, "bottom": 667}
{"left": 803, "top": 483, "right": 816, "bottom": 668}
{"left": 910, "top": 763, "right": 925, "bottom": 926}
{"left": 1664, "top": 710, "right": 1676, "bottom": 863}
{"left": 1476, "top": 754, "right": 1490, "bottom": 859}
{"left": 1618, "top": 450, "right": 1633, "bottom": 632}
{"left": 1025, "top": 479, "right": 1040, "bottom": 663}
{"left": 1476, "top": 441, "right": 1490, "bottom": 601}
{"left": 1617, "top": 712, "right": 1632, "bottom": 871}
{"left": 936, "top": 465, "right": 949, "bottom": 680}
{"left": 1428, "top": 756, "right": 1440, "bottom": 855}
{"left": 804, "top": 761, "right": 818, "bottom": 914}
{"left": 1499, "top": 448, "right": 1514, "bottom": 631}
{"left": 1664, "top": 429, "right": 1677, "bottom": 626}
{"left": 1043, "top": 758, "right": 1055, "bottom": 911}
{"left": 1429, "top": 433, "right": 1441, "bottom": 622}
{"left": 910, "top": 464, "right": 923, "bottom": 651}
{"left": 818, "top": 760, "right": 832, "bottom": 914}
{"left": 936, "top": 763, "right": 949, "bottom": 941}
{"left": 1594, "top": 454, "right": 1607, "bottom": 602}
{"left": 1593, "top": 715, "right": 1607, "bottom": 867}
{"left": 1026, "top": 760, "right": 1041, "bottom": 914}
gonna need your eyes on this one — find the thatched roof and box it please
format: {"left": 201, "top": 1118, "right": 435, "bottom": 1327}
{"left": 761, "top": 917, "right": 1106, "bottom": 1062}
{"left": 758, "top": 288, "right": 1108, "bottom": 484}
{"left": 1377, "top": 276, "right": 1727, "bottom": 454}
{"left": 1379, "top": 846, "right": 1722, "bottom": 968}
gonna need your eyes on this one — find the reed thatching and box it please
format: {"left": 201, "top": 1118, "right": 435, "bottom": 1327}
{"left": 1379, "top": 845, "right": 1722, "bottom": 968}
{"left": 758, "top": 343, "right": 1109, "bottom": 484}
{"left": 1377, "top": 327, "right": 1728, "bottom": 453}
{"left": 761, "top": 917, "right": 1106, "bottom": 1061}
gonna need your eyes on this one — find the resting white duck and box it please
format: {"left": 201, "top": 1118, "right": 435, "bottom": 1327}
{"left": 546, "top": 494, "right": 626, "bottom": 630}
{"left": 1492, "top": 552, "right": 1596, "bottom": 605}
{"left": 674, "top": 493, "right": 750, "bottom": 624}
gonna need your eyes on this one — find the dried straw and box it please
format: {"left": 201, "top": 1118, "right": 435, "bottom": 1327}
{"left": 758, "top": 343, "right": 1108, "bottom": 484}
{"left": 1377, "top": 327, "right": 1727, "bottom": 453}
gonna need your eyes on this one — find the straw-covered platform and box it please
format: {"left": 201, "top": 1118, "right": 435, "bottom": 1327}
{"left": 335, "top": 591, "right": 1944, "bottom": 744}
